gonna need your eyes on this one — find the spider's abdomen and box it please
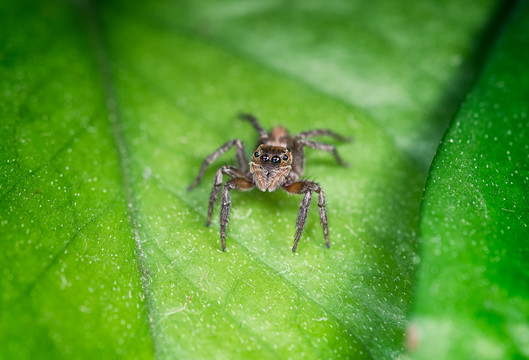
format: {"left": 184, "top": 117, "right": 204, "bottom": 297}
{"left": 267, "top": 126, "right": 290, "bottom": 147}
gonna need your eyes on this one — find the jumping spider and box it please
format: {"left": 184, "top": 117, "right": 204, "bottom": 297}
{"left": 188, "top": 114, "right": 351, "bottom": 252}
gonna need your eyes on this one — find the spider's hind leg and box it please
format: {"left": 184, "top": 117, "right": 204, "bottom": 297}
{"left": 283, "top": 180, "right": 329, "bottom": 252}
{"left": 294, "top": 129, "right": 353, "bottom": 142}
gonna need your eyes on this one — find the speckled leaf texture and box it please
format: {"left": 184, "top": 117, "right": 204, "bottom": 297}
{"left": 0, "top": 0, "right": 518, "bottom": 359}
{"left": 410, "top": 1, "right": 529, "bottom": 359}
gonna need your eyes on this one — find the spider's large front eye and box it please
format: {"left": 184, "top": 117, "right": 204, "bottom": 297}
{"left": 261, "top": 154, "right": 270, "bottom": 162}
{"left": 254, "top": 152, "right": 260, "bottom": 158}
{"left": 271, "top": 155, "right": 280, "bottom": 164}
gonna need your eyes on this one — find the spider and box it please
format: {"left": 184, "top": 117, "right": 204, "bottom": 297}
{"left": 188, "top": 114, "right": 351, "bottom": 252}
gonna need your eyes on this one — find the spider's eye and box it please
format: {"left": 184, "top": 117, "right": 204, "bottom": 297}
{"left": 271, "top": 155, "right": 281, "bottom": 164}
{"left": 261, "top": 154, "right": 270, "bottom": 162}
{"left": 282, "top": 155, "right": 288, "bottom": 161}
{"left": 254, "top": 152, "right": 259, "bottom": 158}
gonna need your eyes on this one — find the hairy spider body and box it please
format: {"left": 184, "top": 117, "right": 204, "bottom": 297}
{"left": 250, "top": 145, "right": 292, "bottom": 192}
{"left": 188, "top": 114, "right": 351, "bottom": 252}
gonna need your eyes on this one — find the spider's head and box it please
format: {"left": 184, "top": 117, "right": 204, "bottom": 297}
{"left": 250, "top": 145, "right": 292, "bottom": 192}
{"left": 251, "top": 145, "right": 292, "bottom": 167}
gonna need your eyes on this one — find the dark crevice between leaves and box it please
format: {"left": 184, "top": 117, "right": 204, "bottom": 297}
{"left": 424, "top": 0, "right": 519, "bottom": 177}
{"left": 415, "top": 0, "right": 523, "bottom": 296}
{"left": 74, "top": 0, "right": 158, "bottom": 355}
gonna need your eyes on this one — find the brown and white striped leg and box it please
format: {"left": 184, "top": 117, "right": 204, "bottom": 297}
{"left": 283, "top": 181, "right": 329, "bottom": 252}
{"left": 220, "top": 178, "right": 254, "bottom": 251}
{"left": 297, "top": 139, "right": 349, "bottom": 167}
{"left": 206, "top": 166, "right": 245, "bottom": 226}
{"left": 188, "top": 139, "right": 248, "bottom": 191}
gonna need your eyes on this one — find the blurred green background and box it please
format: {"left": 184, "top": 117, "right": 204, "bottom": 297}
{"left": 1, "top": 0, "right": 528, "bottom": 359}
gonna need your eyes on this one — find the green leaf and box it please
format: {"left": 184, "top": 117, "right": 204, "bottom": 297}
{"left": 410, "top": 2, "right": 529, "bottom": 359}
{"left": 0, "top": 0, "right": 502, "bottom": 359}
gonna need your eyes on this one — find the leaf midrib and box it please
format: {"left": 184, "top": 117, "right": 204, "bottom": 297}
{"left": 77, "top": 0, "right": 159, "bottom": 354}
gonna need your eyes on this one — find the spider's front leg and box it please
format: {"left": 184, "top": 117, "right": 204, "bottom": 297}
{"left": 283, "top": 180, "right": 329, "bottom": 252}
{"left": 206, "top": 166, "right": 246, "bottom": 226}
{"left": 220, "top": 177, "right": 254, "bottom": 251}
{"left": 188, "top": 139, "right": 248, "bottom": 191}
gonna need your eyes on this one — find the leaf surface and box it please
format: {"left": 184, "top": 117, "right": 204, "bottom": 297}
{"left": 410, "top": 2, "right": 529, "bottom": 358}
{"left": 0, "top": 0, "right": 502, "bottom": 359}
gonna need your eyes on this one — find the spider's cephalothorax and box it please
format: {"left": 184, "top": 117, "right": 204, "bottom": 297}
{"left": 188, "top": 114, "right": 351, "bottom": 252}
{"left": 250, "top": 144, "right": 292, "bottom": 192}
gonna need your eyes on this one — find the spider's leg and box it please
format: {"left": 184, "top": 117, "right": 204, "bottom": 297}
{"left": 294, "top": 129, "right": 353, "bottom": 142}
{"left": 238, "top": 113, "right": 268, "bottom": 139}
{"left": 188, "top": 139, "right": 248, "bottom": 191}
{"left": 287, "top": 141, "right": 305, "bottom": 180}
{"left": 220, "top": 177, "right": 255, "bottom": 251}
{"left": 283, "top": 181, "right": 329, "bottom": 252}
{"left": 297, "top": 139, "right": 350, "bottom": 167}
{"left": 206, "top": 166, "right": 245, "bottom": 226}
